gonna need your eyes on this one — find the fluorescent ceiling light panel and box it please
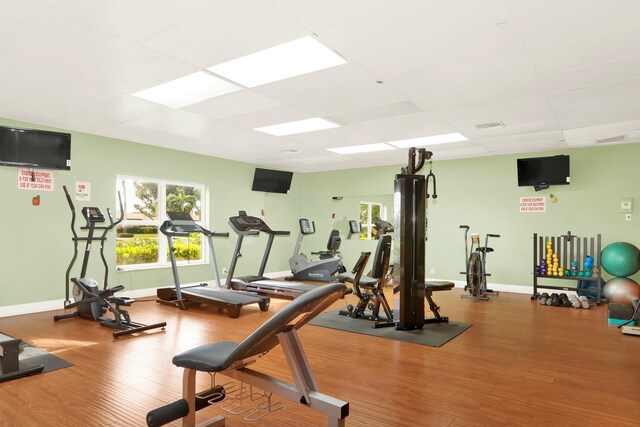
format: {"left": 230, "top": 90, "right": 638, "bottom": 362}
{"left": 327, "top": 143, "right": 395, "bottom": 155}
{"left": 255, "top": 117, "right": 339, "bottom": 136}
{"left": 207, "top": 36, "right": 348, "bottom": 88}
{"left": 132, "top": 71, "right": 241, "bottom": 108}
{"left": 388, "top": 132, "right": 468, "bottom": 148}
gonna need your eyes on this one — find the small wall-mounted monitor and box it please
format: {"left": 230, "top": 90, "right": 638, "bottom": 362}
{"left": 251, "top": 168, "right": 293, "bottom": 194}
{"left": 517, "top": 155, "right": 570, "bottom": 190}
{"left": 0, "top": 126, "right": 71, "bottom": 170}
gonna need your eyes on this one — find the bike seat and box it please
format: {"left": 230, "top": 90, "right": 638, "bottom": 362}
{"left": 476, "top": 247, "right": 493, "bottom": 253}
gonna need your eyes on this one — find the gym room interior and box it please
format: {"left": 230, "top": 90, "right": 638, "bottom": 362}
{"left": 1, "top": 1, "right": 639, "bottom": 426}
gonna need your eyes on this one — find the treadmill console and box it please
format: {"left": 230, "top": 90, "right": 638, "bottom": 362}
{"left": 167, "top": 211, "right": 200, "bottom": 233}
{"left": 81, "top": 207, "right": 105, "bottom": 223}
{"left": 229, "top": 211, "right": 269, "bottom": 231}
{"left": 299, "top": 219, "right": 315, "bottom": 235}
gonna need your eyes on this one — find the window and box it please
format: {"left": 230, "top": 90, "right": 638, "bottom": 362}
{"left": 115, "top": 176, "right": 205, "bottom": 269}
{"left": 359, "top": 201, "right": 384, "bottom": 240}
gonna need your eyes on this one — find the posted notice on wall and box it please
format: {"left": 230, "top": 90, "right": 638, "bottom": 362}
{"left": 75, "top": 182, "right": 91, "bottom": 201}
{"left": 16, "top": 168, "right": 54, "bottom": 192}
{"left": 520, "top": 196, "right": 546, "bottom": 213}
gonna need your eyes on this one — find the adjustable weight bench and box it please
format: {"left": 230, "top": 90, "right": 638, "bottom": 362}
{"left": 147, "top": 283, "right": 349, "bottom": 427}
{"left": 337, "top": 235, "right": 393, "bottom": 323}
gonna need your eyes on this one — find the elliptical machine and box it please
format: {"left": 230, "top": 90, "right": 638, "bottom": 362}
{"left": 460, "top": 225, "right": 500, "bottom": 300}
{"left": 286, "top": 218, "right": 345, "bottom": 282}
{"left": 53, "top": 186, "right": 166, "bottom": 338}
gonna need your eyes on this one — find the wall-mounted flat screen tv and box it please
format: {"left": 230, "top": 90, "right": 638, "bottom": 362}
{"left": 251, "top": 168, "right": 293, "bottom": 194}
{"left": 517, "top": 155, "right": 569, "bottom": 189}
{"left": 0, "top": 126, "right": 71, "bottom": 170}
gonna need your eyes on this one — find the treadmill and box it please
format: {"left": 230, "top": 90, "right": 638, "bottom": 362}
{"left": 157, "top": 212, "right": 270, "bottom": 318}
{"left": 226, "top": 211, "right": 321, "bottom": 299}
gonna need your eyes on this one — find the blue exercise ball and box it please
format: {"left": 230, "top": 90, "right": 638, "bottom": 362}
{"left": 601, "top": 242, "right": 640, "bottom": 277}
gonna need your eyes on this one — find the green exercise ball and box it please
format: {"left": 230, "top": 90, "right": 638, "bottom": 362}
{"left": 601, "top": 242, "right": 640, "bottom": 277}
{"left": 603, "top": 277, "right": 640, "bottom": 304}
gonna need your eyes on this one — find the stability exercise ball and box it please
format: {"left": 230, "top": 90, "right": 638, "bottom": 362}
{"left": 601, "top": 242, "right": 640, "bottom": 277}
{"left": 603, "top": 277, "right": 640, "bottom": 304}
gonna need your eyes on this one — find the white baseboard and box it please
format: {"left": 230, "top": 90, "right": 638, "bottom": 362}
{"left": 0, "top": 274, "right": 564, "bottom": 318}
{"left": 0, "top": 299, "right": 66, "bottom": 318}
{"left": 0, "top": 287, "right": 160, "bottom": 318}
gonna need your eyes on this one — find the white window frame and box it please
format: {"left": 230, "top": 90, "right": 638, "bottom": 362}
{"left": 116, "top": 175, "right": 207, "bottom": 271}
{"left": 360, "top": 201, "right": 385, "bottom": 240}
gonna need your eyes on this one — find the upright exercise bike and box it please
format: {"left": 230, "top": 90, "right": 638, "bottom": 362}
{"left": 53, "top": 186, "right": 166, "bottom": 337}
{"left": 460, "top": 225, "right": 500, "bottom": 301}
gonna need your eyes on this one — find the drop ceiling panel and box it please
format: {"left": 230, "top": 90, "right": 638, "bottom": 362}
{"left": 475, "top": 131, "right": 564, "bottom": 151}
{"left": 0, "top": 13, "right": 130, "bottom": 77}
{"left": 184, "top": 90, "right": 283, "bottom": 120}
{"left": 291, "top": 82, "right": 408, "bottom": 117}
{"left": 139, "top": 0, "right": 308, "bottom": 68}
{"left": 434, "top": 94, "right": 552, "bottom": 123}
{"left": 553, "top": 94, "right": 640, "bottom": 122}
{"left": 216, "top": 104, "right": 311, "bottom": 129}
{"left": 266, "top": 0, "right": 397, "bottom": 30}
{"left": 19, "top": 76, "right": 121, "bottom": 112}
{"left": 318, "top": 2, "right": 516, "bottom": 82}
{"left": 0, "top": 1, "right": 47, "bottom": 39}
{"left": 547, "top": 78, "right": 640, "bottom": 107}
{"left": 529, "top": 26, "right": 640, "bottom": 75}
{"left": 0, "top": 59, "right": 54, "bottom": 100}
{"left": 538, "top": 56, "right": 640, "bottom": 93}
{"left": 82, "top": 44, "right": 199, "bottom": 94}
{"left": 124, "top": 110, "right": 210, "bottom": 133}
{"left": 33, "top": 0, "right": 213, "bottom": 42}
{"left": 0, "top": 99, "right": 66, "bottom": 125}
{"left": 252, "top": 62, "right": 378, "bottom": 105}
{"left": 64, "top": 95, "right": 166, "bottom": 125}
{"left": 389, "top": 54, "right": 537, "bottom": 97}
{"left": 415, "top": 77, "right": 545, "bottom": 111}
{"left": 327, "top": 101, "right": 423, "bottom": 125}
{"left": 558, "top": 109, "right": 640, "bottom": 131}
{"left": 505, "top": 0, "right": 582, "bottom": 20}
{"left": 514, "top": 0, "right": 640, "bottom": 50}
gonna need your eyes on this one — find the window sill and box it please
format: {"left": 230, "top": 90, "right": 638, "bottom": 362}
{"left": 116, "top": 260, "right": 207, "bottom": 272}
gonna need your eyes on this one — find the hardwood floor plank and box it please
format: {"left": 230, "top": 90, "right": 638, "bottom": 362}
{"left": 1, "top": 289, "right": 639, "bottom": 426}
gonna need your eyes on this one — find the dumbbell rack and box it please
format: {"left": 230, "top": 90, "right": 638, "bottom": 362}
{"left": 532, "top": 232, "right": 604, "bottom": 304}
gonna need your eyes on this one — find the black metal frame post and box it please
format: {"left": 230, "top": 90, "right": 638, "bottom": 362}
{"left": 383, "top": 148, "right": 432, "bottom": 330}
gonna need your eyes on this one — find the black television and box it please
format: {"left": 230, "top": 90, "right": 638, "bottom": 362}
{"left": 0, "top": 126, "right": 71, "bottom": 170}
{"left": 517, "top": 155, "right": 569, "bottom": 190}
{"left": 251, "top": 168, "right": 293, "bottom": 194}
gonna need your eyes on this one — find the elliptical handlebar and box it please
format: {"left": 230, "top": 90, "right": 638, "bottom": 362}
{"left": 62, "top": 185, "right": 78, "bottom": 239}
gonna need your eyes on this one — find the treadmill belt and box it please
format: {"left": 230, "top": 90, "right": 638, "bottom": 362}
{"left": 182, "top": 287, "right": 265, "bottom": 304}
{"left": 251, "top": 280, "right": 319, "bottom": 292}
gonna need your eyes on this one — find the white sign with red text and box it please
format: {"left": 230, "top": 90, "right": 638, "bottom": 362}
{"left": 75, "top": 182, "right": 91, "bottom": 201}
{"left": 17, "top": 168, "right": 54, "bottom": 192}
{"left": 520, "top": 196, "right": 546, "bottom": 213}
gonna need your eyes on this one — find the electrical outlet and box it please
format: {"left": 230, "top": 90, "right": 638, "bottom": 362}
{"left": 222, "top": 267, "right": 228, "bottom": 274}
{"left": 625, "top": 214, "right": 632, "bottom": 221}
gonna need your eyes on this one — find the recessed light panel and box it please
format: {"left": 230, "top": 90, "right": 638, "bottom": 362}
{"left": 255, "top": 117, "right": 339, "bottom": 136}
{"left": 388, "top": 132, "right": 467, "bottom": 148}
{"left": 326, "top": 143, "right": 395, "bottom": 155}
{"left": 207, "top": 36, "right": 348, "bottom": 88}
{"left": 132, "top": 71, "right": 241, "bottom": 108}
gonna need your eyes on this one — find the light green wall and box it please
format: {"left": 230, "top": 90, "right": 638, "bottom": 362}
{"left": 3, "top": 115, "right": 640, "bottom": 308}
{"left": 297, "top": 143, "right": 640, "bottom": 287}
{"left": 0, "top": 118, "right": 303, "bottom": 307}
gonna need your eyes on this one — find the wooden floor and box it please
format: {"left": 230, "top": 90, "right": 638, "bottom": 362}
{"left": 1, "top": 288, "right": 638, "bottom": 427}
